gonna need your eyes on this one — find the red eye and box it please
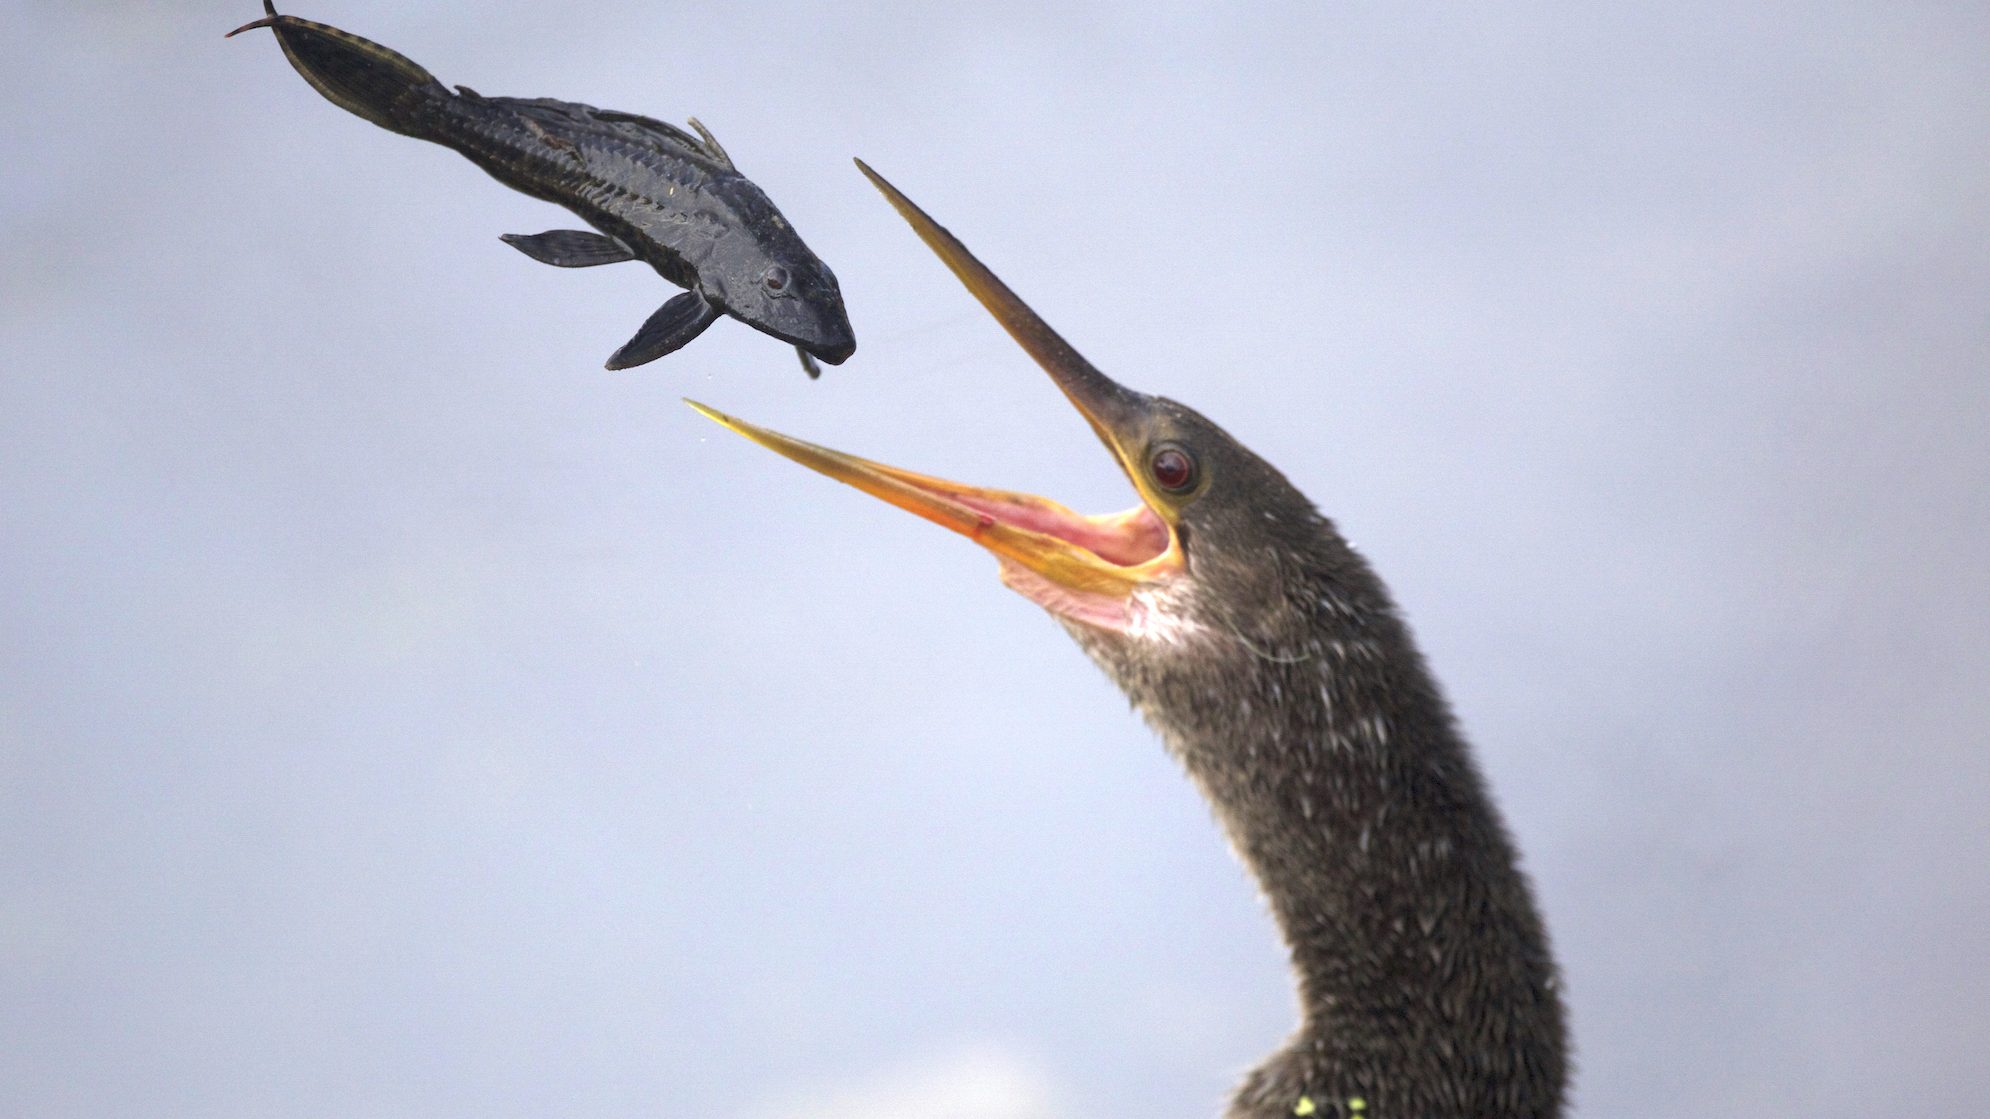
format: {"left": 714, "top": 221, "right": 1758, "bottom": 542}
{"left": 1151, "top": 445, "right": 1196, "bottom": 492}
{"left": 762, "top": 265, "right": 790, "bottom": 292}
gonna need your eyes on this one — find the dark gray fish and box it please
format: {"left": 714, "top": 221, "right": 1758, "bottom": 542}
{"left": 229, "top": 2, "right": 854, "bottom": 376}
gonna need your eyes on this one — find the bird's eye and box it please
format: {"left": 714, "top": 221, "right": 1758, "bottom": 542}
{"left": 761, "top": 265, "right": 791, "bottom": 292}
{"left": 1150, "top": 444, "right": 1197, "bottom": 493}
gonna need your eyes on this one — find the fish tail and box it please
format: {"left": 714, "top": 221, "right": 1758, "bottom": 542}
{"left": 229, "top": 2, "right": 448, "bottom": 139}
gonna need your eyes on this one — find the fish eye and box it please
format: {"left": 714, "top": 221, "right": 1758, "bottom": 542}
{"left": 761, "top": 265, "right": 790, "bottom": 292}
{"left": 1150, "top": 444, "right": 1197, "bottom": 493}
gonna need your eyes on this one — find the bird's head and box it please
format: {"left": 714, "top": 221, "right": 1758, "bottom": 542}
{"left": 691, "top": 162, "right": 1364, "bottom": 662}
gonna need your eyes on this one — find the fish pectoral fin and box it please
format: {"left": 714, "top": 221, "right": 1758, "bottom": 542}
{"left": 795, "top": 347, "right": 823, "bottom": 380}
{"left": 605, "top": 292, "right": 720, "bottom": 370}
{"left": 500, "top": 229, "right": 636, "bottom": 268}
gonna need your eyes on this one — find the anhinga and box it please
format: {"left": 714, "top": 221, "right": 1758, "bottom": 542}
{"left": 691, "top": 162, "right": 1568, "bottom": 1119}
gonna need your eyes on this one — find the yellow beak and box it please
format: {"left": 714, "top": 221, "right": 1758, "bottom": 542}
{"left": 688, "top": 160, "right": 1183, "bottom": 601}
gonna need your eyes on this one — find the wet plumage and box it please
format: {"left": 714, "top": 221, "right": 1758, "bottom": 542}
{"left": 695, "top": 165, "right": 1569, "bottom": 1117}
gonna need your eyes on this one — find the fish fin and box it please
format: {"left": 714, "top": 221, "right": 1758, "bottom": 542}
{"left": 228, "top": 3, "right": 446, "bottom": 138}
{"left": 491, "top": 100, "right": 727, "bottom": 170}
{"left": 605, "top": 292, "right": 719, "bottom": 370}
{"left": 686, "top": 117, "right": 737, "bottom": 170}
{"left": 224, "top": 0, "right": 280, "bottom": 37}
{"left": 588, "top": 109, "right": 705, "bottom": 152}
{"left": 582, "top": 107, "right": 736, "bottom": 170}
{"left": 795, "top": 347, "right": 823, "bottom": 380}
{"left": 500, "top": 230, "right": 637, "bottom": 268}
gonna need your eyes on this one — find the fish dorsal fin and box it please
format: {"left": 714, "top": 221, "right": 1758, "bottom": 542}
{"left": 605, "top": 291, "right": 720, "bottom": 370}
{"left": 484, "top": 99, "right": 733, "bottom": 172}
{"left": 686, "top": 117, "right": 737, "bottom": 171}
{"left": 500, "top": 229, "right": 637, "bottom": 268}
{"left": 588, "top": 109, "right": 726, "bottom": 167}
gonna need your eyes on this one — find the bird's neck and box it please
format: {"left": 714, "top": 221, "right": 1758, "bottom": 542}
{"left": 1079, "top": 601, "right": 1566, "bottom": 1118}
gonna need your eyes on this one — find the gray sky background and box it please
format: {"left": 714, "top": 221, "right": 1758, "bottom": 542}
{"left": 4, "top": 3, "right": 1987, "bottom": 1117}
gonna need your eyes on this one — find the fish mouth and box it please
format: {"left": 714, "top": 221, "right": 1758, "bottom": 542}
{"left": 799, "top": 331, "right": 856, "bottom": 366}
{"left": 688, "top": 161, "right": 1185, "bottom": 630}
{"left": 749, "top": 303, "right": 855, "bottom": 366}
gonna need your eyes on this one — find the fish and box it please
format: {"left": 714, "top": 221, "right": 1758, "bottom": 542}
{"left": 228, "top": 2, "right": 855, "bottom": 377}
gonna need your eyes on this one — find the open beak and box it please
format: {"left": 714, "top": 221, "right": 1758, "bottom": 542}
{"left": 688, "top": 161, "right": 1184, "bottom": 613}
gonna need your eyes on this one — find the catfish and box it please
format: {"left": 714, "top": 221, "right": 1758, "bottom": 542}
{"left": 230, "top": 2, "right": 854, "bottom": 375}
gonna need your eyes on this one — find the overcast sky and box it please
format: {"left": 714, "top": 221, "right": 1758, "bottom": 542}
{"left": 4, "top": 3, "right": 1987, "bottom": 1117}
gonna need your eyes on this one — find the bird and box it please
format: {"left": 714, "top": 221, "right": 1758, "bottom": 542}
{"left": 689, "top": 160, "right": 1568, "bottom": 1119}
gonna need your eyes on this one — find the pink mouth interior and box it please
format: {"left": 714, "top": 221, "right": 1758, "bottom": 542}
{"left": 946, "top": 492, "right": 1172, "bottom": 566}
